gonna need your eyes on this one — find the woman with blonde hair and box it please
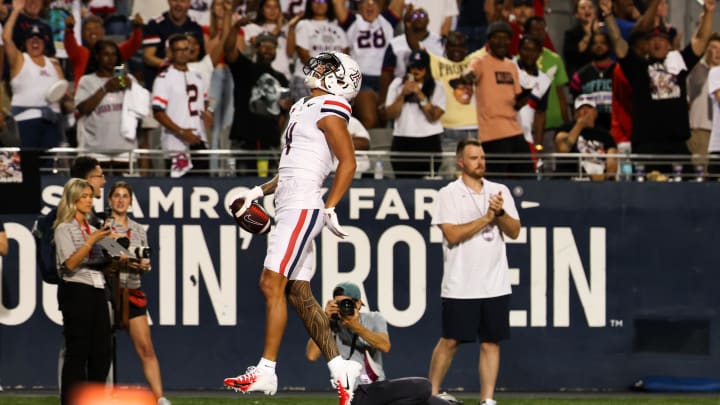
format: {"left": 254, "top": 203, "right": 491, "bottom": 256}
{"left": 54, "top": 178, "right": 112, "bottom": 405}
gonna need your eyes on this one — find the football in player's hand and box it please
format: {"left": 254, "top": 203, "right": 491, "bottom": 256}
{"left": 230, "top": 198, "right": 271, "bottom": 234}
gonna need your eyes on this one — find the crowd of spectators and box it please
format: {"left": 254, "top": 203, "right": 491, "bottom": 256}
{"left": 0, "top": 0, "right": 716, "bottom": 180}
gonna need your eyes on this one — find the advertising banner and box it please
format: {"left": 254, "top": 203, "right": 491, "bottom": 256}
{"left": 1, "top": 178, "right": 719, "bottom": 391}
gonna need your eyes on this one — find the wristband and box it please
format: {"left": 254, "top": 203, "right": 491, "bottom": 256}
{"left": 419, "top": 99, "right": 429, "bottom": 107}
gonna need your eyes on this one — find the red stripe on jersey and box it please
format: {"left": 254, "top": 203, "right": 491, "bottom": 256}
{"left": 528, "top": 98, "right": 537, "bottom": 110}
{"left": 152, "top": 95, "right": 168, "bottom": 106}
{"left": 279, "top": 210, "right": 308, "bottom": 276}
{"left": 323, "top": 100, "right": 351, "bottom": 114}
{"left": 143, "top": 35, "right": 161, "bottom": 43}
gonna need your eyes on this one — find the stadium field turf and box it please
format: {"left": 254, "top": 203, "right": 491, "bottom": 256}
{"left": 1, "top": 396, "right": 719, "bottom": 405}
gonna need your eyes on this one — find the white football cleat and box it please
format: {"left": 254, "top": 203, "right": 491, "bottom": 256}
{"left": 223, "top": 366, "right": 278, "bottom": 395}
{"left": 332, "top": 360, "right": 362, "bottom": 405}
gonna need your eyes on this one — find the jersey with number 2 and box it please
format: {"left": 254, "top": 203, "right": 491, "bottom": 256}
{"left": 152, "top": 65, "right": 208, "bottom": 151}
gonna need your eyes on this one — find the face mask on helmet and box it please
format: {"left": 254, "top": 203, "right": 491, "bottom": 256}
{"left": 303, "top": 52, "right": 362, "bottom": 101}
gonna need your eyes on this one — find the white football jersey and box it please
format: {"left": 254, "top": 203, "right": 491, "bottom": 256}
{"left": 293, "top": 20, "right": 349, "bottom": 77}
{"left": 152, "top": 65, "right": 208, "bottom": 152}
{"left": 276, "top": 94, "right": 352, "bottom": 210}
{"left": 345, "top": 13, "right": 397, "bottom": 76}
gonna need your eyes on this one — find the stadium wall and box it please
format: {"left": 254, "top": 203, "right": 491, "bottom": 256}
{"left": 1, "top": 177, "right": 719, "bottom": 391}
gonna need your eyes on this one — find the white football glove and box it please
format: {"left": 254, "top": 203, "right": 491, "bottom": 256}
{"left": 234, "top": 186, "right": 264, "bottom": 218}
{"left": 324, "top": 207, "right": 349, "bottom": 238}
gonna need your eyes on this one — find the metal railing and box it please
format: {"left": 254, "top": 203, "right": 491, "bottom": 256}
{"left": 2, "top": 147, "right": 719, "bottom": 182}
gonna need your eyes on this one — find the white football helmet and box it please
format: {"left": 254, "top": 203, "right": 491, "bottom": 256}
{"left": 303, "top": 52, "right": 362, "bottom": 101}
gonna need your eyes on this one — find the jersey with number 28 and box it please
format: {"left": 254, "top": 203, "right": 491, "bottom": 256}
{"left": 342, "top": 11, "right": 398, "bottom": 76}
{"left": 277, "top": 94, "right": 352, "bottom": 208}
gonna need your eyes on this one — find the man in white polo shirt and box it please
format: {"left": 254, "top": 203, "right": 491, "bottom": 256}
{"left": 428, "top": 138, "right": 521, "bottom": 405}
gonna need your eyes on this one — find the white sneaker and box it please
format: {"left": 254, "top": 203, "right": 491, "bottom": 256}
{"left": 157, "top": 397, "right": 172, "bottom": 405}
{"left": 331, "top": 360, "right": 362, "bottom": 405}
{"left": 223, "top": 366, "right": 278, "bottom": 395}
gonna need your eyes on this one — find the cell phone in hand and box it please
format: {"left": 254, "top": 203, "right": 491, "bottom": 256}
{"left": 113, "top": 65, "right": 125, "bottom": 78}
{"left": 103, "top": 217, "right": 114, "bottom": 229}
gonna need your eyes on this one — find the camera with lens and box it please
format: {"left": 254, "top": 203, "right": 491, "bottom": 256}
{"left": 134, "top": 246, "right": 151, "bottom": 259}
{"left": 330, "top": 298, "right": 356, "bottom": 330}
{"left": 337, "top": 298, "right": 355, "bottom": 317}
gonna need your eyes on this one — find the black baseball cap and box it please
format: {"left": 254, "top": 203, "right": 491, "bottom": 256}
{"left": 408, "top": 49, "right": 430, "bottom": 69}
{"left": 255, "top": 32, "right": 278, "bottom": 47}
{"left": 25, "top": 23, "right": 50, "bottom": 41}
{"left": 645, "top": 25, "right": 677, "bottom": 43}
{"left": 486, "top": 21, "right": 513, "bottom": 39}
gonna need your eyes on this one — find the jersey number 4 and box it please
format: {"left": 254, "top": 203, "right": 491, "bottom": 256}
{"left": 283, "top": 122, "right": 297, "bottom": 155}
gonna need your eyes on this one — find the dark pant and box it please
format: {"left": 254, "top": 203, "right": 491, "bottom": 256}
{"left": 353, "top": 377, "right": 443, "bottom": 405}
{"left": 60, "top": 282, "right": 112, "bottom": 405}
{"left": 17, "top": 118, "right": 61, "bottom": 149}
{"left": 102, "top": 160, "right": 130, "bottom": 177}
{"left": 18, "top": 118, "right": 62, "bottom": 168}
{"left": 481, "top": 134, "right": 534, "bottom": 178}
{"left": 391, "top": 134, "right": 442, "bottom": 178}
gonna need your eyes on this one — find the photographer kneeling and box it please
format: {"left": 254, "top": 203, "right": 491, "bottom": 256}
{"left": 306, "top": 282, "right": 459, "bottom": 405}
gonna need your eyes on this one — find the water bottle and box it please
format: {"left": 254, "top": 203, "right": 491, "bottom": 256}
{"left": 535, "top": 158, "right": 544, "bottom": 181}
{"left": 257, "top": 159, "right": 269, "bottom": 177}
{"left": 621, "top": 155, "right": 633, "bottom": 182}
{"left": 672, "top": 163, "right": 683, "bottom": 182}
{"left": 374, "top": 160, "right": 384, "bottom": 180}
{"left": 635, "top": 164, "right": 645, "bottom": 182}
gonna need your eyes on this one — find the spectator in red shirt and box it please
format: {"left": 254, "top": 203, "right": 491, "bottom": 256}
{"left": 505, "top": 0, "right": 555, "bottom": 56}
{"left": 64, "top": 13, "right": 144, "bottom": 89}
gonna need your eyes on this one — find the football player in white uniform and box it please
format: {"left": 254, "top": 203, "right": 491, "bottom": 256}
{"left": 224, "top": 51, "right": 363, "bottom": 405}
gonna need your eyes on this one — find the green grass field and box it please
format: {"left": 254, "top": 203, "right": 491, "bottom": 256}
{"left": 2, "top": 396, "right": 720, "bottom": 405}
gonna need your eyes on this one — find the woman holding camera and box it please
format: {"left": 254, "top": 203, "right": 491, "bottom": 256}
{"left": 75, "top": 40, "right": 144, "bottom": 175}
{"left": 384, "top": 49, "right": 446, "bottom": 178}
{"left": 106, "top": 181, "right": 170, "bottom": 405}
{"left": 54, "top": 178, "right": 112, "bottom": 405}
